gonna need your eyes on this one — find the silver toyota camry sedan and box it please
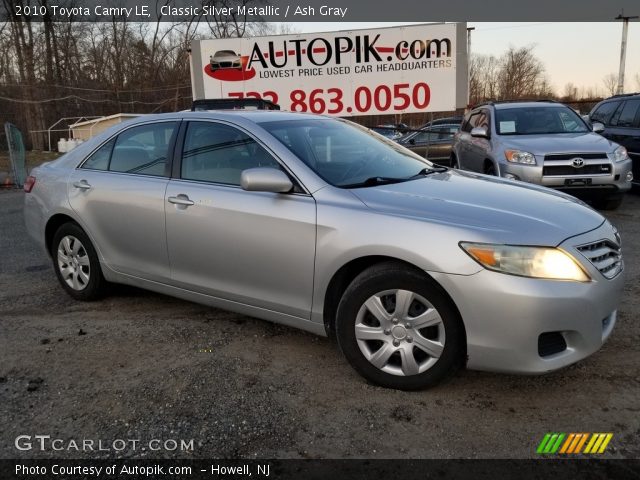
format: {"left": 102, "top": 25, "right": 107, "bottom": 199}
{"left": 24, "top": 111, "right": 623, "bottom": 390}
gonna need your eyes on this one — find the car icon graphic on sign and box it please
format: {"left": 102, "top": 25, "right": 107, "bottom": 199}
{"left": 210, "top": 50, "right": 242, "bottom": 71}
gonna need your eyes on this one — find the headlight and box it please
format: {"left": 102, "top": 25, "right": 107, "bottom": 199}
{"left": 460, "top": 243, "right": 590, "bottom": 282}
{"left": 610, "top": 146, "right": 629, "bottom": 162}
{"left": 504, "top": 150, "right": 536, "bottom": 165}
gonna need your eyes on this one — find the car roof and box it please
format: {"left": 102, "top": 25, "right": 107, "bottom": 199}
{"left": 122, "top": 110, "right": 326, "bottom": 126}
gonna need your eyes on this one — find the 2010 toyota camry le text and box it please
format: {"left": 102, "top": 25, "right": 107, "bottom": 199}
{"left": 23, "top": 111, "right": 624, "bottom": 390}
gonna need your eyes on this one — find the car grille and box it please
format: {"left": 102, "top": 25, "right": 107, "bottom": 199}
{"left": 544, "top": 153, "right": 607, "bottom": 161}
{"left": 543, "top": 153, "right": 611, "bottom": 177}
{"left": 543, "top": 164, "right": 611, "bottom": 176}
{"left": 576, "top": 239, "right": 622, "bottom": 279}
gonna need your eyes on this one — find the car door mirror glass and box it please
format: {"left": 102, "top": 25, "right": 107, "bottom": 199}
{"left": 241, "top": 168, "right": 293, "bottom": 193}
{"left": 592, "top": 122, "right": 605, "bottom": 133}
{"left": 470, "top": 126, "right": 489, "bottom": 138}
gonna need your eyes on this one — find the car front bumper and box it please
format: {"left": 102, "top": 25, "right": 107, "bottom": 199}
{"left": 499, "top": 157, "right": 633, "bottom": 195}
{"left": 429, "top": 222, "right": 623, "bottom": 374}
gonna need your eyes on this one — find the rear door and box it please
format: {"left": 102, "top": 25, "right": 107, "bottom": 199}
{"left": 164, "top": 120, "right": 317, "bottom": 319}
{"left": 68, "top": 121, "right": 178, "bottom": 282}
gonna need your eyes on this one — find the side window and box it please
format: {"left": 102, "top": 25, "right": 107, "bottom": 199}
{"left": 82, "top": 139, "right": 114, "bottom": 171}
{"left": 181, "top": 122, "right": 281, "bottom": 186}
{"left": 614, "top": 100, "right": 640, "bottom": 128}
{"left": 476, "top": 109, "right": 491, "bottom": 130}
{"left": 590, "top": 101, "right": 620, "bottom": 125}
{"left": 462, "top": 112, "right": 481, "bottom": 132}
{"left": 109, "top": 122, "right": 177, "bottom": 176}
{"left": 414, "top": 130, "right": 439, "bottom": 143}
{"left": 437, "top": 126, "right": 458, "bottom": 140}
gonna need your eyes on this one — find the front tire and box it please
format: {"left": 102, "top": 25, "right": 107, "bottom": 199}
{"left": 51, "top": 223, "right": 107, "bottom": 301}
{"left": 335, "top": 262, "right": 465, "bottom": 390}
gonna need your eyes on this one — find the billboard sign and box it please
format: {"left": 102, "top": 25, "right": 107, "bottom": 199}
{"left": 190, "top": 23, "right": 468, "bottom": 116}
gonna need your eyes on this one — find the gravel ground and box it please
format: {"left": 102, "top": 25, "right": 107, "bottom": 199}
{"left": 1, "top": 189, "right": 639, "bottom": 459}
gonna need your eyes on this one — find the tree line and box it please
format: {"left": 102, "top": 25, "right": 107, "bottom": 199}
{"left": 2, "top": 9, "right": 639, "bottom": 150}
{"left": 0, "top": 0, "right": 289, "bottom": 149}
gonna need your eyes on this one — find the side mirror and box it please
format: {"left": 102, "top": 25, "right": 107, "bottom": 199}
{"left": 470, "top": 126, "right": 489, "bottom": 138}
{"left": 592, "top": 122, "right": 605, "bottom": 133}
{"left": 240, "top": 168, "right": 293, "bottom": 193}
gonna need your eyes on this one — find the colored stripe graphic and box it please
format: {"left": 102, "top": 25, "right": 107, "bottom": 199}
{"left": 537, "top": 433, "right": 613, "bottom": 454}
{"left": 537, "top": 433, "right": 565, "bottom": 454}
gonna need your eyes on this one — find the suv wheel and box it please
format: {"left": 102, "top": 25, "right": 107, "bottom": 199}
{"left": 335, "top": 262, "right": 465, "bottom": 390}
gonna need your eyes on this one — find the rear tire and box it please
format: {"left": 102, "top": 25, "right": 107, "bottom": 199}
{"left": 51, "top": 223, "right": 108, "bottom": 301}
{"left": 335, "top": 262, "right": 465, "bottom": 390}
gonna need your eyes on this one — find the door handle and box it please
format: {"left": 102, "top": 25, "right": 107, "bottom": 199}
{"left": 168, "top": 195, "right": 195, "bottom": 206}
{"left": 73, "top": 180, "right": 92, "bottom": 190}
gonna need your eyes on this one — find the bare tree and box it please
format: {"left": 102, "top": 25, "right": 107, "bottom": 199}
{"left": 468, "top": 53, "right": 499, "bottom": 104}
{"left": 562, "top": 83, "right": 578, "bottom": 101}
{"left": 497, "top": 45, "right": 549, "bottom": 99}
{"left": 602, "top": 73, "right": 618, "bottom": 96}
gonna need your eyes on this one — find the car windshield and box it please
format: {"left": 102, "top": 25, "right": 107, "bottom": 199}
{"left": 495, "top": 106, "right": 590, "bottom": 135}
{"left": 260, "top": 118, "right": 435, "bottom": 188}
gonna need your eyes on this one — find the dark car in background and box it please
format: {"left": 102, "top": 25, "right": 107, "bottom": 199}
{"left": 588, "top": 93, "right": 640, "bottom": 189}
{"left": 398, "top": 124, "right": 460, "bottom": 166}
{"left": 371, "top": 123, "right": 409, "bottom": 141}
{"left": 419, "top": 116, "right": 463, "bottom": 130}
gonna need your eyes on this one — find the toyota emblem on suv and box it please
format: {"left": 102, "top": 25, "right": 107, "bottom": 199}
{"left": 572, "top": 157, "right": 585, "bottom": 168}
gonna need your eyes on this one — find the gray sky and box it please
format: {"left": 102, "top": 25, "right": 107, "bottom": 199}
{"left": 289, "top": 22, "right": 640, "bottom": 95}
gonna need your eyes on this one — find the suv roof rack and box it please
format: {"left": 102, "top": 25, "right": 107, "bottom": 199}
{"left": 191, "top": 98, "right": 281, "bottom": 111}
{"left": 471, "top": 99, "right": 558, "bottom": 109}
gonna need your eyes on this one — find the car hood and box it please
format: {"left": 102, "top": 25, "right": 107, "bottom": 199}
{"left": 349, "top": 170, "right": 605, "bottom": 246}
{"left": 498, "top": 132, "right": 619, "bottom": 155}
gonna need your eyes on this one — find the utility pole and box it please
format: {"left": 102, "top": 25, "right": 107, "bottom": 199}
{"left": 615, "top": 12, "right": 638, "bottom": 95}
{"left": 467, "top": 27, "right": 475, "bottom": 108}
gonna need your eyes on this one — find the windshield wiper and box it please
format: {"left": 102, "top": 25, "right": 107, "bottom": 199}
{"left": 342, "top": 167, "right": 449, "bottom": 188}
{"left": 341, "top": 176, "right": 409, "bottom": 188}
{"left": 407, "top": 166, "right": 449, "bottom": 179}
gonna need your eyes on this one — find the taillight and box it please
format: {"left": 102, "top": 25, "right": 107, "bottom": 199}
{"left": 24, "top": 175, "right": 36, "bottom": 193}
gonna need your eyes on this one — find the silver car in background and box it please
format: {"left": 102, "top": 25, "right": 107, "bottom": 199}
{"left": 24, "top": 111, "right": 623, "bottom": 390}
{"left": 451, "top": 101, "right": 633, "bottom": 210}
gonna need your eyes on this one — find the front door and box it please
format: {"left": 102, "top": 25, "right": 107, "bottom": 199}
{"left": 164, "top": 120, "right": 316, "bottom": 319}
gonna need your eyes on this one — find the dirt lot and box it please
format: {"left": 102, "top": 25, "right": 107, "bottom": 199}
{"left": 1, "top": 188, "right": 639, "bottom": 460}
